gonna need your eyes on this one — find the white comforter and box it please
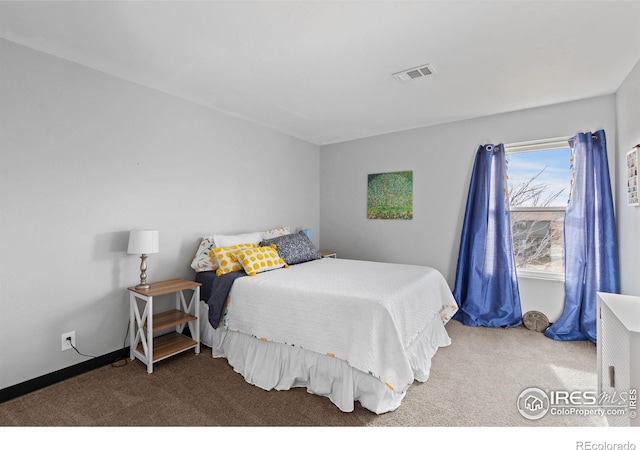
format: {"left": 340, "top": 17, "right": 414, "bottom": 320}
{"left": 224, "top": 257, "right": 457, "bottom": 393}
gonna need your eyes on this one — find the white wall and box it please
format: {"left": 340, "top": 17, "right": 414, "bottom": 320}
{"left": 320, "top": 95, "right": 617, "bottom": 320}
{"left": 616, "top": 59, "right": 640, "bottom": 296}
{"left": 0, "top": 39, "right": 320, "bottom": 390}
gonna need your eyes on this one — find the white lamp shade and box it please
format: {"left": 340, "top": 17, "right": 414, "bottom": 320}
{"left": 127, "top": 230, "right": 159, "bottom": 255}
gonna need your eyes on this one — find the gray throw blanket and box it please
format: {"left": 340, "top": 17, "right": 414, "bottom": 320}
{"left": 195, "top": 270, "right": 247, "bottom": 328}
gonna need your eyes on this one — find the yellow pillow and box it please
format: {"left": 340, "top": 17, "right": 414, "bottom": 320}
{"left": 235, "top": 244, "right": 288, "bottom": 276}
{"left": 213, "top": 243, "right": 257, "bottom": 276}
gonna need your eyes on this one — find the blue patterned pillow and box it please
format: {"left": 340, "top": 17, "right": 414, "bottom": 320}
{"left": 260, "top": 231, "right": 321, "bottom": 265}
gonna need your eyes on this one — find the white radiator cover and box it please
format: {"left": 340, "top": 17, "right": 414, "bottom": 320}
{"left": 597, "top": 292, "right": 640, "bottom": 427}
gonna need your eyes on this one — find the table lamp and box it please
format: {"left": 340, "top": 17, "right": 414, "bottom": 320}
{"left": 127, "top": 230, "right": 159, "bottom": 289}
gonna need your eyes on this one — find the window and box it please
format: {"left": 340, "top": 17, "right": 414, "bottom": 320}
{"left": 506, "top": 138, "right": 573, "bottom": 280}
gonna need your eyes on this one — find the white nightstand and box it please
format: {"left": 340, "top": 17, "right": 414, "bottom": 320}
{"left": 128, "top": 278, "right": 201, "bottom": 374}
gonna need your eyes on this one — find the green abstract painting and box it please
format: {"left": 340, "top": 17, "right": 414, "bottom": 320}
{"left": 367, "top": 170, "right": 413, "bottom": 220}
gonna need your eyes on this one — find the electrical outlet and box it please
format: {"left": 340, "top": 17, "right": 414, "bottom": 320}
{"left": 61, "top": 331, "right": 76, "bottom": 351}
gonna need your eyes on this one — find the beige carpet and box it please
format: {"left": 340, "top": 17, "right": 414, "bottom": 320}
{"left": 0, "top": 320, "right": 605, "bottom": 428}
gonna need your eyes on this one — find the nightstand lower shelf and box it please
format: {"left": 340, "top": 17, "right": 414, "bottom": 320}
{"left": 135, "top": 332, "right": 198, "bottom": 362}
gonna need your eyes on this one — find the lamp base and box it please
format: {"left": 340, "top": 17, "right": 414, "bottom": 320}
{"left": 136, "top": 254, "right": 150, "bottom": 290}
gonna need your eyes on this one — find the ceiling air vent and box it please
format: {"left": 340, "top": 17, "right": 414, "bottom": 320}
{"left": 392, "top": 64, "right": 435, "bottom": 82}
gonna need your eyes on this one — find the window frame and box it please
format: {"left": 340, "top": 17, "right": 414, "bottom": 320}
{"left": 505, "top": 136, "right": 573, "bottom": 282}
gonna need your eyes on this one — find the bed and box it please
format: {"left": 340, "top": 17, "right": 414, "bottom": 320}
{"left": 191, "top": 229, "right": 458, "bottom": 414}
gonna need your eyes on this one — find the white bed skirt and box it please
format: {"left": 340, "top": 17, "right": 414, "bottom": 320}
{"left": 200, "top": 301, "right": 451, "bottom": 414}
